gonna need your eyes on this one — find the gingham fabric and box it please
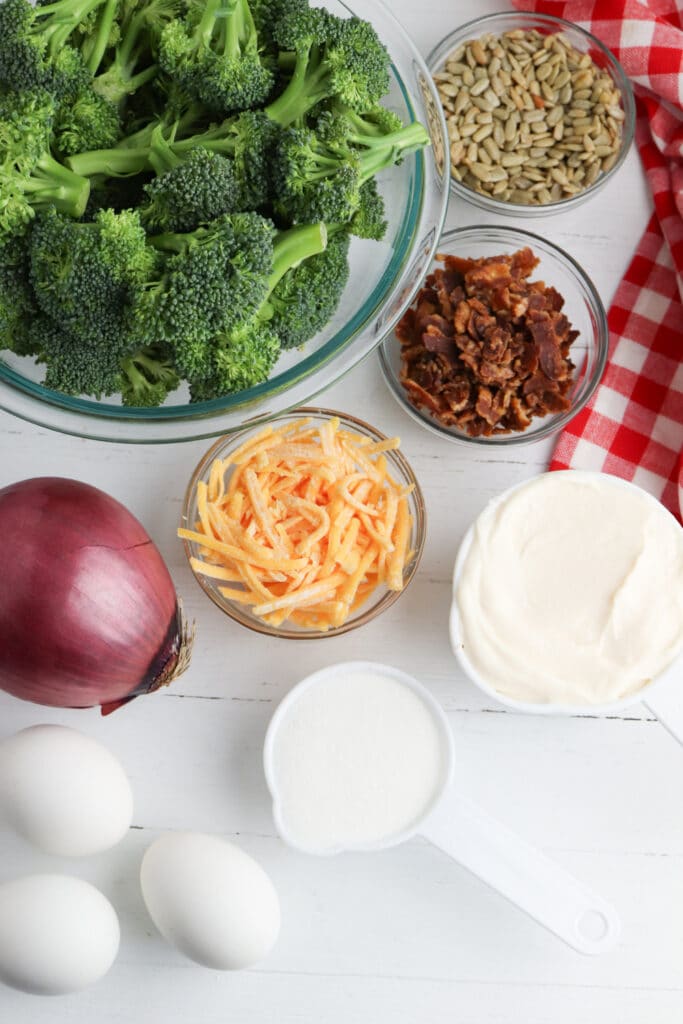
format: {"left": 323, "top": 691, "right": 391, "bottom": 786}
{"left": 511, "top": 0, "right": 683, "bottom": 520}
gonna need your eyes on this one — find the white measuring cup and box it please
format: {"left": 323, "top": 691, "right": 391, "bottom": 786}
{"left": 263, "top": 661, "right": 620, "bottom": 955}
{"left": 449, "top": 472, "right": 683, "bottom": 742}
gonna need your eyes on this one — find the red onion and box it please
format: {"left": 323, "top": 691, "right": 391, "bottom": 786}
{"left": 0, "top": 477, "right": 194, "bottom": 713}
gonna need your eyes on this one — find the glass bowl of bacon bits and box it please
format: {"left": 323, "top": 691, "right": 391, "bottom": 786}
{"left": 378, "top": 225, "right": 608, "bottom": 446}
{"left": 179, "top": 408, "right": 426, "bottom": 639}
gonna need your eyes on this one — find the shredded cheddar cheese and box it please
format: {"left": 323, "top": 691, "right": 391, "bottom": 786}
{"left": 180, "top": 416, "right": 415, "bottom": 630}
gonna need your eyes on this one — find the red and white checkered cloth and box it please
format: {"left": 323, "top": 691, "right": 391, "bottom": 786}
{"left": 511, "top": 0, "right": 683, "bottom": 520}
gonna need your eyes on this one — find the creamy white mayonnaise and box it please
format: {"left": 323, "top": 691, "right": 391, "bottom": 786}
{"left": 455, "top": 472, "right": 683, "bottom": 706}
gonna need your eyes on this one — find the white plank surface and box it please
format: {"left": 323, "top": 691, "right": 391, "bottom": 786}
{"left": 1, "top": 0, "right": 679, "bottom": 1019}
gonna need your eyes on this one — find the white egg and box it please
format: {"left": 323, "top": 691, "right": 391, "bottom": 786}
{"left": 0, "top": 874, "right": 120, "bottom": 995}
{"left": 140, "top": 832, "right": 280, "bottom": 970}
{"left": 0, "top": 724, "right": 133, "bottom": 857}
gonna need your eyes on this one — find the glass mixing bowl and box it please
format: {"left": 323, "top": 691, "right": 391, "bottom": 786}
{"left": 0, "top": 0, "right": 449, "bottom": 443}
{"left": 180, "top": 408, "right": 427, "bottom": 639}
{"left": 378, "top": 225, "right": 608, "bottom": 447}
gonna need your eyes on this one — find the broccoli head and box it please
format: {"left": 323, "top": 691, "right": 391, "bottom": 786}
{"left": 30, "top": 207, "right": 155, "bottom": 349}
{"left": 134, "top": 211, "right": 274, "bottom": 379}
{"left": 91, "top": 0, "right": 176, "bottom": 107}
{"left": 119, "top": 344, "right": 180, "bottom": 406}
{"left": 272, "top": 126, "right": 361, "bottom": 224}
{"left": 159, "top": 0, "right": 274, "bottom": 115}
{"left": 272, "top": 109, "right": 428, "bottom": 226}
{"left": 36, "top": 313, "right": 125, "bottom": 398}
{"left": 264, "top": 8, "right": 390, "bottom": 127}
{"left": 348, "top": 178, "right": 387, "bottom": 240}
{"left": 0, "top": 235, "right": 40, "bottom": 356}
{"left": 0, "top": 89, "right": 91, "bottom": 243}
{"left": 140, "top": 147, "right": 244, "bottom": 232}
{"left": 189, "top": 320, "right": 280, "bottom": 401}
{"left": 267, "top": 231, "right": 349, "bottom": 350}
{"left": 53, "top": 88, "right": 122, "bottom": 156}
{"left": 0, "top": 0, "right": 106, "bottom": 93}
{"left": 188, "top": 220, "right": 327, "bottom": 399}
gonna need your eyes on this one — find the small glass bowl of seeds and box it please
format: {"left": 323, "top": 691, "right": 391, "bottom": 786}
{"left": 429, "top": 11, "right": 635, "bottom": 214}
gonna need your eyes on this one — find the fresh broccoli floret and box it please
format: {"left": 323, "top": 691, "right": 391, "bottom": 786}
{"left": 119, "top": 344, "right": 180, "bottom": 405}
{"left": 264, "top": 8, "right": 390, "bottom": 127}
{"left": 272, "top": 112, "right": 428, "bottom": 225}
{"left": 188, "top": 220, "right": 327, "bottom": 400}
{"left": 159, "top": 0, "right": 274, "bottom": 115}
{"left": 348, "top": 178, "right": 387, "bottom": 240}
{"left": 91, "top": 0, "right": 176, "bottom": 106}
{"left": 54, "top": 88, "right": 122, "bottom": 155}
{"left": 189, "top": 320, "right": 280, "bottom": 401}
{"left": 132, "top": 211, "right": 274, "bottom": 379}
{"left": 250, "top": 0, "right": 307, "bottom": 52}
{"left": 0, "top": 89, "right": 91, "bottom": 243}
{"left": 68, "top": 109, "right": 276, "bottom": 209}
{"left": 140, "top": 147, "right": 243, "bottom": 232}
{"left": 0, "top": 0, "right": 107, "bottom": 93}
{"left": 36, "top": 313, "right": 125, "bottom": 397}
{"left": 267, "top": 230, "right": 348, "bottom": 349}
{"left": 30, "top": 206, "right": 155, "bottom": 348}
{"left": 0, "top": 236, "right": 40, "bottom": 356}
{"left": 272, "top": 126, "right": 360, "bottom": 224}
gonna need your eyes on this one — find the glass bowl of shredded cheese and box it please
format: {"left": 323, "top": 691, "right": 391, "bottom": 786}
{"left": 179, "top": 408, "right": 426, "bottom": 638}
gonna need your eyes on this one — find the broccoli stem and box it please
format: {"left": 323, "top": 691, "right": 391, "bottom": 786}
{"left": 354, "top": 122, "right": 431, "bottom": 183}
{"left": 21, "top": 153, "right": 91, "bottom": 217}
{"left": 269, "top": 222, "right": 327, "bottom": 290}
{"left": 223, "top": 0, "right": 258, "bottom": 59}
{"left": 67, "top": 144, "right": 151, "bottom": 177}
{"left": 265, "top": 45, "right": 329, "bottom": 127}
{"left": 36, "top": 0, "right": 108, "bottom": 54}
{"left": 85, "top": 0, "right": 119, "bottom": 75}
{"left": 195, "top": 0, "right": 223, "bottom": 49}
{"left": 92, "top": 1, "right": 160, "bottom": 105}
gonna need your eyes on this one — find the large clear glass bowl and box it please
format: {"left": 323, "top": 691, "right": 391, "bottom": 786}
{"left": 428, "top": 11, "right": 635, "bottom": 217}
{"left": 0, "top": 0, "right": 449, "bottom": 443}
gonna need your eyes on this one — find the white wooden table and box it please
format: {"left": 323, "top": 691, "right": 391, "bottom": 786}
{"left": 2, "top": 1, "right": 681, "bottom": 1020}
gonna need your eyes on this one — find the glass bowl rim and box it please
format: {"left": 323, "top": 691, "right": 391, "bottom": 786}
{"left": 378, "top": 223, "right": 609, "bottom": 447}
{"left": 426, "top": 9, "right": 636, "bottom": 215}
{"left": 180, "top": 406, "right": 428, "bottom": 639}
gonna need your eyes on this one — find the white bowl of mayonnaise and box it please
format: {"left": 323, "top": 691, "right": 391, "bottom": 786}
{"left": 450, "top": 471, "right": 683, "bottom": 742}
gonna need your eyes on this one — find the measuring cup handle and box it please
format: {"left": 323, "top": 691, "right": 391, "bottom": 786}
{"left": 420, "top": 789, "right": 620, "bottom": 955}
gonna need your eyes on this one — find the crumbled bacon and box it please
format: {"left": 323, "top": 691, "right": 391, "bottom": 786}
{"left": 396, "top": 247, "right": 576, "bottom": 437}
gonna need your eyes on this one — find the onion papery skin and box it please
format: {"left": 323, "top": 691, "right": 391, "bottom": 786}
{"left": 0, "top": 477, "right": 192, "bottom": 710}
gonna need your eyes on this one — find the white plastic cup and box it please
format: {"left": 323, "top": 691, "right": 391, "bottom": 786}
{"left": 264, "top": 661, "right": 620, "bottom": 955}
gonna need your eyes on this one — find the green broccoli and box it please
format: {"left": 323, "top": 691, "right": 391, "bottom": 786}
{"left": 0, "top": 89, "right": 91, "bottom": 243}
{"left": 119, "top": 344, "right": 180, "bottom": 405}
{"left": 272, "top": 114, "right": 428, "bottom": 225}
{"left": 36, "top": 313, "right": 126, "bottom": 397}
{"left": 189, "top": 220, "right": 327, "bottom": 400}
{"left": 68, "top": 109, "right": 276, "bottom": 209}
{"left": 264, "top": 8, "right": 390, "bottom": 128}
{"left": 0, "top": 0, "right": 107, "bottom": 93}
{"left": 267, "top": 230, "right": 348, "bottom": 350}
{"left": 132, "top": 211, "right": 274, "bottom": 379}
{"left": 159, "top": 0, "right": 274, "bottom": 115}
{"left": 140, "top": 147, "right": 244, "bottom": 232}
{"left": 30, "top": 206, "right": 155, "bottom": 348}
{"left": 348, "top": 178, "right": 387, "bottom": 240}
{"left": 53, "top": 89, "right": 122, "bottom": 155}
{"left": 91, "top": 0, "right": 177, "bottom": 106}
{"left": 0, "top": 236, "right": 40, "bottom": 356}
